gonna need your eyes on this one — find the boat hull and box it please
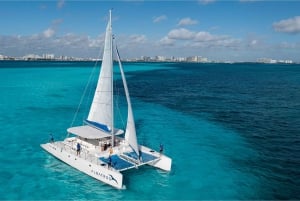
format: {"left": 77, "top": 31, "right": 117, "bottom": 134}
{"left": 140, "top": 145, "right": 172, "bottom": 171}
{"left": 40, "top": 142, "right": 124, "bottom": 189}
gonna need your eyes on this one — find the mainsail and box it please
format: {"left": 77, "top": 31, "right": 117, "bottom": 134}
{"left": 87, "top": 10, "right": 113, "bottom": 133}
{"left": 75, "top": 9, "right": 139, "bottom": 156}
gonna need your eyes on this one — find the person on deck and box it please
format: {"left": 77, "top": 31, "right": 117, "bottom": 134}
{"left": 159, "top": 144, "right": 164, "bottom": 154}
{"left": 50, "top": 134, "right": 54, "bottom": 143}
{"left": 76, "top": 143, "right": 81, "bottom": 156}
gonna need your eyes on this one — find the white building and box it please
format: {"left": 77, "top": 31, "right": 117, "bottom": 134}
{"left": 23, "top": 54, "right": 42, "bottom": 60}
{"left": 43, "top": 54, "right": 55, "bottom": 59}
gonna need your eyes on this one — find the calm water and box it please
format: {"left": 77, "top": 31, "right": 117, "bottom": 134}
{"left": 0, "top": 61, "right": 299, "bottom": 200}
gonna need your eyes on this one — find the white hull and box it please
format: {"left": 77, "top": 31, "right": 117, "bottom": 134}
{"left": 139, "top": 145, "right": 172, "bottom": 171}
{"left": 41, "top": 137, "right": 171, "bottom": 189}
{"left": 41, "top": 141, "right": 124, "bottom": 189}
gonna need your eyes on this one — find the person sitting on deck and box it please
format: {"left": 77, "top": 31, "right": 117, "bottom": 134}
{"left": 76, "top": 143, "right": 81, "bottom": 156}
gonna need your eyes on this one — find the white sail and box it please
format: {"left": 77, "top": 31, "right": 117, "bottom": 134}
{"left": 87, "top": 10, "right": 113, "bottom": 133}
{"left": 116, "top": 46, "right": 139, "bottom": 158}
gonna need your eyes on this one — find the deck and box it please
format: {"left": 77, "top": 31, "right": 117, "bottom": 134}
{"left": 99, "top": 151, "right": 160, "bottom": 172}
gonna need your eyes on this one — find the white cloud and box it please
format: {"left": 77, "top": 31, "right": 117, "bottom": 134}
{"left": 214, "top": 38, "right": 241, "bottom": 48}
{"left": 194, "top": 31, "right": 227, "bottom": 42}
{"left": 158, "top": 36, "right": 175, "bottom": 46}
{"left": 168, "top": 28, "right": 196, "bottom": 40}
{"left": 129, "top": 34, "right": 147, "bottom": 43}
{"left": 88, "top": 35, "right": 104, "bottom": 48}
{"left": 41, "top": 18, "right": 63, "bottom": 39}
{"left": 1, "top": 24, "right": 300, "bottom": 62}
{"left": 43, "top": 28, "right": 55, "bottom": 38}
{"left": 191, "top": 37, "right": 241, "bottom": 49}
{"left": 153, "top": 15, "right": 167, "bottom": 23}
{"left": 167, "top": 28, "right": 232, "bottom": 44}
{"left": 0, "top": 32, "right": 104, "bottom": 58}
{"left": 177, "top": 17, "right": 198, "bottom": 26}
{"left": 273, "top": 16, "right": 300, "bottom": 34}
{"left": 165, "top": 28, "right": 242, "bottom": 50}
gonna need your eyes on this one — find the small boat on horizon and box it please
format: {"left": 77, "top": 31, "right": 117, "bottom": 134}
{"left": 40, "top": 10, "right": 172, "bottom": 189}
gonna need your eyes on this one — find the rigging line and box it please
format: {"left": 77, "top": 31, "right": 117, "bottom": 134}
{"left": 67, "top": 48, "right": 103, "bottom": 136}
{"left": 115, "top": 86, "right": 126, "bottom": 131}
{"left": 113, "top": 38, "right": 127, "bottom": 131}
{"left": 69, "top": 63, "right": 97, "bottom": 128}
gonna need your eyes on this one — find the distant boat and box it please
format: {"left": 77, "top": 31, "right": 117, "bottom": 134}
{"left": 41, "top": 10, "right": 172, "bottom": 189}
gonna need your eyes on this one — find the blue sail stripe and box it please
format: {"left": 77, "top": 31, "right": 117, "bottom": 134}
{"left": 85, "top": 119, "right": 111, "bottom": 132}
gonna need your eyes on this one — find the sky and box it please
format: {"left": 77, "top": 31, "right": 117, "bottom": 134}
{"left": 0, "top": 0, "right": 300, "bottom": 62}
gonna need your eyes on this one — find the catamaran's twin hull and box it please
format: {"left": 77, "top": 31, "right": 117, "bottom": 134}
{"left": 139, "top": 145, "right": 172, "bottom": 171}
{"left": 41, "top": 142, "right": 172, "bottom": 189}
{"left": 41, "top": 142, "right": 124, "bottom": 189}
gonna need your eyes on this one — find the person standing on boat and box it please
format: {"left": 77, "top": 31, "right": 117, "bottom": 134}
{"left": 50, "top": 133, "right": 54, "bottom": 143}
{"left": 159, "top": 144, "right": 164, "bottom": 154}
{"left": 76, "top": 142, "right": 81, "bottom": 156}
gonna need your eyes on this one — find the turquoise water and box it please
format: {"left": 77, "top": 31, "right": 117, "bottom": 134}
{"left": 0, "top": 61, "right": 299, "bottom": 199}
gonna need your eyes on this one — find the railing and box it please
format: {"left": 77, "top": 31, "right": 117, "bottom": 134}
{"left": 58, "top": 141, "right": 101, "bottom": 166}
{"left": 52, "top": 139, "right": 145, "bottom": 172}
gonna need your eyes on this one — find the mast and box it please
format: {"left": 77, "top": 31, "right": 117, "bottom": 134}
{"left": 110, "top": 9, "right": 115, "bottom": 147}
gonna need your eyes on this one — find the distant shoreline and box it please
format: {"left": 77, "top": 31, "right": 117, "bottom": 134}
{"left": 0, "top": 59, "right": 298, "bottom": 65}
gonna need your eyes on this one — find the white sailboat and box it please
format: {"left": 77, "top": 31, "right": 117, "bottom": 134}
{"left": 40, "top": 10, "right": 172, "bottom": 189}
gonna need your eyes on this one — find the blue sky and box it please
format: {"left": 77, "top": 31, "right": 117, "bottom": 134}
{"left": 0, "top": 0, "right": 300, "bottom": 62}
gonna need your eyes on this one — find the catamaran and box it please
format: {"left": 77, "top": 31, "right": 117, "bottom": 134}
{"left": 40, "top": 10, "right": 172, "bottom": 189}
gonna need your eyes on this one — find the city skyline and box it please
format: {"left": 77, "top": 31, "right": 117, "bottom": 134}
{"left": 0, "top": 1, "right": 300, "bottom": 62}
{"left": 0, "top": 52, "right": 294, "bottom": 65}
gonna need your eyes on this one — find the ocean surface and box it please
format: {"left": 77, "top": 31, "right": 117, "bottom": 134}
{"left": 0, "top": 61, "right": 299, "bottom": 200}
